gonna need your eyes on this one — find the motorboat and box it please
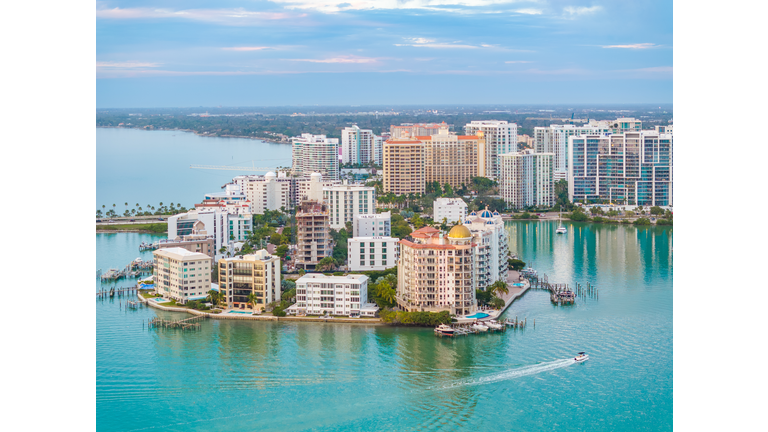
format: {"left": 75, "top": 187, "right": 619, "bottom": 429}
{"left": 485, "top": 320, "right": 503, "bottom": 330}
{"left": 521, "top": 267, "right": 538, "bottom": 277}
{"left": 434, "top": 324, "right": 455, "bottom": 336}
{"left": 471, "top": 323, "right": 489, "bottom": 332}
{"left": 574, "top": 352, "right": 589, "bottom": 362}
{"left": 556, "top": 211, "right": 567, "bottom": 234}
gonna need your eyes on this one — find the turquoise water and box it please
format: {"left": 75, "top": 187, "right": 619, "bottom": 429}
{"left": 97, "top": 220, "right": 672, "bottom": 431}
{"left": 96, "top": 128, "right": 292, "bottom": 211}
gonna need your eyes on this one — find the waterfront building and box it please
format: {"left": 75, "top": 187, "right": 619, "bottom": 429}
{"left": 396, "top": 226, "right": 476, "bottom": 316}
{"left": 499, "top": 150, "right": 555, "bottom": 209}
{"left": 292, "top": 133, "right": 340, "bottom": 180}
{"left": 534, "top": 124, "right": 610, "bottom": 181}
{"left": 155, "top": 231, "right": 216, "bottom": 259}
{"left": 382, "top": 138, "right": 426, "bottom": 195}
{"left": 323, "top": 184, "right": 376, "bottom": 230}
{"left": 353, "top": 212, "right": 391, "bottom": 237}
{"left": 568, "top": 131, "right": 673, "bottom": 206}
{"left": 433, "top": 198, "right": 468, "bottom": 224}
{"left": 153, "top": 247, "right": 212, "bottom": 304}
{"left": 292, "top": 273, "right": 378, "bottom": 317}
{"left": 342, "top": 126, "right": 381, "bottom": 165}
{"left": 295, "top": 176, "right": 331, "bottom": 270}
{"left": 585, "top": 118, "right": 643, "bottom": 134}
{"left": 464, "top": 120, "right": 517, "bottom": 180}
{"left": 463, "top": 208, "right": 509, "bottom": 291}
{"left": 348, "top": 236, "right": 399, "bottom": 271}
{"left": 232, "top": 172, "right": 292, "bottom": 214}
{"left": 420, "top": 130, "right": 485, "bottom": 189}
{"left": 168, "top": 208, "right": 252, "bottom": 260}
{"left": 390, "top": 122, "right": 449, "bottom": 139}
{"left": 200, "top": 184, "right": 251, "bottom": 214}
{"left": 217, "top": 249, "right": 281, "bottom": 311}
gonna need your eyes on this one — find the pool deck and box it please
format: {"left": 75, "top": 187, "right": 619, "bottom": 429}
{"left": 497, "top": 270, "right": 531, "bottom": 315}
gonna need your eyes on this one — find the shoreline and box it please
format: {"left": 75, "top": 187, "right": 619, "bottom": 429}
{"left": 97, "top": 125, "right": 290, "bottom": 145}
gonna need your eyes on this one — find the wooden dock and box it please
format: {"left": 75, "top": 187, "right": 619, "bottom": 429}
{"left": 435, "top": 318, "right": 528, "bottom": 337}
{"left": 146, "top": 314, "right": 207, "bottom": 331}
{"left": 526, "top": 273, "right": 599, "bottom": 305}
{"left": 96, "top": 285, "right": 138, "bottom": 299}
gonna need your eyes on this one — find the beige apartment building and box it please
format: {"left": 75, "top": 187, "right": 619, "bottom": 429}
{"left": 396, "top": 226, "right": 477, "bottom": 316}
{"left": 390, "top": 122, "right": 450, "bottom": 139}
{"left": 153, "top": 247, "right": 212, "bottom": 304}
{"left": 218, "top": 250, "right": 281, "bottom": 310}
{"left": 419, "top": 130, "right": 485, "bottom": 189}
{"left": 382, "top": 138, "right": 426, "bottom": 195}
{"left": 295, "top": 200, "right": 331, "bottom": 269}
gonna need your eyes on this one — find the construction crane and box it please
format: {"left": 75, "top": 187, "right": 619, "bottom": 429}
{"left": 189, "top": 161, "right": 275, "bottom": 172}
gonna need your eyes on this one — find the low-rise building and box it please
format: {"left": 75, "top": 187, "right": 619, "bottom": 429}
{"left": 154, "top": 231, "right": 216, "bottom": 259}
{"left": 396, "top": 226, "right": 477, "bottom": 316}
{"left": 153, "top": 247, "right": 212, "bottom": 304}
{"left": 292, "top": 273, "right": 378, "bottom": 317}
{"left": 168, "top": 208, "right": 252, "bottom": 261}
{"left": 218, "top": 250, "right": 281, "bottom": 311}
{"left": 433, "top": 198, "right": 468, "bottom": 224}
{"left": 348, "top": 236, "right": 399, "bottom": 271}
{"left": 353, "top": 212, "right": 391, "bottom": 237}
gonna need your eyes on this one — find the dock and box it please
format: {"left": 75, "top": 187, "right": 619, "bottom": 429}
{"left": 96, "top": 285, "right": 138, "bottom": 298}
{"left": 434, "top": 318, "right": 528, "bottom": 338}
{"left": 526, "top": 273, "right": 599, "bottom": 305}
{"left": 146, "top": 315, "right": 207, "bottom": 331}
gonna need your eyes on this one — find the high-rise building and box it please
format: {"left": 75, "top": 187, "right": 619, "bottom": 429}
{"left": 292, "top": 273, "right": 378, "bottom": 317}
{"left": 323, "top": 184, "right": 376, "bottom": 230}
{"left": 231, "top": 172, "right": 340, "bottom": 213}
{"left": 382, "top": 138, "right": 426, "bottom": 195}
{"left": 464, "top": 120, "right": 517, "bottom": 180}
{"left": 199, "top": 184, "right": 252, "bottom": 214}
{"left": 396, "top": 226, "right": 477, "bottom": 316}
{"left": 585, "top": 117, "right": 643, "bottom": 134}
{"left": 534, "top": 124, "right": 610, "bottom": 181}
{"left": 568, "top": 131, "right": 673, "bottom": 206}
{"left": 348, "top": 237, "right": 399, "bottom": 271}
{"left": 390, "top": 122, "right": 449, "bottom": 139}
{"left": 217, "top": 249, "right": 281, "bottom": 311}
{"left": 499, "top": 150, "right": 555, "bottom": 209}
{"left": 341, "top": 125, "right": 376, "bottom": 165}
{"left": 153, "top": 247, "right": 212, "bottom": 304}
{"left": 420, "top": 130, "right": 485, "bottom": 190}
{"left": 168, "top": 208, "right": 252, "bottom": 260}
{"left": 353, "top": 212, "right": 391, "bottom": 237}
{"left": 292, "top": 133, "right": 339, "bottom": 180}
{"left": 433, "top": 198, "right": 468, "bottom": 224}
{"left": 463, "top": 209, "right": 509, "bottom": 291}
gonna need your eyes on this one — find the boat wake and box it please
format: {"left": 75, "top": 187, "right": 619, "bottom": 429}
{"left": 432, "top": 358, "right": 577, "bottom": 390}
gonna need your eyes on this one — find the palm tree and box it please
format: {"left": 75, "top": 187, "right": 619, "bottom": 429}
{"left": 490, "top": 280, "right": 509, "bottom": 298}
{"left": 207, "top": 289, "right": 220, "bottom": 307}
{"left": 247, "top": 292, "right": 257, "bottom": 313}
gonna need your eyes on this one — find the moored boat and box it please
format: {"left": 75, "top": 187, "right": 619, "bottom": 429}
{"left": 434, "top": 324, "right": 455, "bottom": 336}
{"left": 471, "top": 323, "right": 489, "bottom": 332}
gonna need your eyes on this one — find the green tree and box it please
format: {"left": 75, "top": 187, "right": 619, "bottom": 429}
{"left": 276, "top": 244, "right": 289, "bottom": 259}
{"left": 317, "top": 256, "right": 337, "bottom": 272}
{"left": 508, "top": 258, "right": 526, "bottom": 271}
{"left": 650, "top": 206, "right": 664, "bottom": 215}
{"left": 569, "top": 207, "right": 589, "bottom": 222}
{"left": 443, "top": 183, "right": 453, "bottom": 197}
{"left": 490, "top": 296, "right": 506, "bottom": 309}
{"left": 207, "top": 289, "right": 220, "bottom": 306}
{"left": 590, "top": 206, "right": 604, "bottom": 215}
{"left": 489, "top": 280, "right": 509, "bottom": 297}
{"left": 247, "top": 292, "right": 258, "bottom": 312}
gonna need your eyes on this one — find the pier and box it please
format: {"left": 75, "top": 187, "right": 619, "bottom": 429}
{"left": 99, "top": 259, "right": 154, "bottom": 282}
{"left": 97, "top": 285, "right": 138, "bottom": 298}
{"left": 435, "top": 318, "right": 528, "bottom": 337}
{"left": 146, "top": 315, "right": 207, "bottom": 331}
{"left": 525, "top": 273, "right": 599, "bottom": 305}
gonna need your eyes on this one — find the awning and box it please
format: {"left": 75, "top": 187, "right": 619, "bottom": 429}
{"left": 188, "top": 295, "right": 208, "bottom": 300}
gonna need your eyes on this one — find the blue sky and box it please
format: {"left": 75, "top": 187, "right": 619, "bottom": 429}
{"left": 96, "top": 1, "right": 672, "bottom": 107}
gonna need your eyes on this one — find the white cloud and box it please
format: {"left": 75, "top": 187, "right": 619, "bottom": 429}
{"left": 513, "top": 8, "right": 542, "bottom": 15}
{"left": 395, "top": 38, "right": 485, "bottom": 49}
{"left": 563, "top": 5, "right": 602, "bottom": 17}
{"left": 96, "top": 61, "right": 160, "bottom": 68}
{"left": 287, "top": 55, "right": 380, "bottom": 63}
{"left": 269, "top": 1, "right": 539, "bottom": 13}
{"left": 96, "top": 7, "right": 305, "bottom": 26}
{"left": 602, "top": 43, "right": 659, "bottom": 49}
{"left": 222, "top": 47, "right": 272, "bottom": 51}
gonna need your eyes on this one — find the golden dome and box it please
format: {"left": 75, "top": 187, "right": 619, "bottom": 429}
{"left": 447, "top": 225, "right": 472, "bottom": 239}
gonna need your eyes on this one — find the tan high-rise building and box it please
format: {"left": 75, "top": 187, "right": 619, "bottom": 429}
{"left": 382, "top": 138, "right": 426, "bottom": 195}
{"left": 218, "top": 249, "right": 281, "bottom": 311}
{"left": 419, "top": 130, "right": 485, "bottom": 190}
{"left": 390, "top": 122, "right": 449, "bottom": 139}
{"left": 295, "top": 200, "right": 331, "bottom": 269}
{"left": 396, "top": 226, "right": 476, "bottom": 316}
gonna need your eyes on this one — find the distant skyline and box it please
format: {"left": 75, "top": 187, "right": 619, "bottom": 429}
{"left": 96, "top": 1, "right": 672, "bottom": 108}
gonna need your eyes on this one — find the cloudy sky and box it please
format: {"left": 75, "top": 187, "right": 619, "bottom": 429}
{"left": 96, "top": 1, "right": 672, "bottom": 107}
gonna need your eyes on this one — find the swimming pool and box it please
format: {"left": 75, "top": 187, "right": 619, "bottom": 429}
{"left": 513, "top": 283, "right": 525, "bottom": 287}
{"left": 151, "top": 298, "right": 171, "bottom": 303}
{"left": 465, "top": 312, "right": 490, "bottom": 319}
{"left": 228, "top": 311, "right": 252, "bottom": 314}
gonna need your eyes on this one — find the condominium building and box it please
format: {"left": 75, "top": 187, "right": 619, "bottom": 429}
{"left": 420, "top": 130, "right": 485, "bottom": 189}
{"left": 295, "top": 201, "right": 331, "bottom": 270}
{"left": 292, "top": 273, "right": 378, "bottom": 317}
{"left": 397, "top": 226, "right": 476, "bottom": 316}
{"left": 390, "top": 122, "right": 449, "bottom": 139}
{"left": 200, "top": 184, "right": 251, "bottom": 214}
{"left": 341, "top": 125, "right": 378, "bottom": 165}
{"left": 382, "top": 138, "right": 426, "bottom": 195}
{"left": 568, "top": 131, "right": 673, "bottom": 206}
{"left": 323, "top": 184, "right": 376, "bottom": 230}
{"left": 348, "top": 236, "right": 399, "bottom": 271}
{"left": 353, "top": 212, "right": 391, "bottom": 237}
{"left": 499, "top": 150, "right": 555, "bottom": 209}
{"left": 217, "top": 249, "right": 281, "bottom": 311}
{"left": 534, "top": 124, "right": 610, "bottom": 181}
{"left": 168, "top": 208, "right": 252, "bottom": 260}
{"left": 463, "top": 209, "right": 509, "bottom": 291}
{"left": 153, "top": 247, "right": 212, "bottom": 304}
{"left": 585, "top": 118, "right": 643, "bottom": 134}
{"left": 154, "top": 231, "right": 216, "bottom": 259}
{"left": 433, "top": 198, "right": 468, "bottom": 224}
{"left": 292, "top": 133, "right": 339, "bottom": 180}
{"left": 232, "top": 172, "right": 341, "bottom": 213}
{"left": 464, "top": 120, "right": 517, "bottom": 180}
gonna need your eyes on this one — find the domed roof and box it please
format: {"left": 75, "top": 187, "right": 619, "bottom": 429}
{"left": 265, "top": 171, "right": 276, "bottom": 178}
{"left": 480, "top": 209, "right": 493, "bottom": 218}
{"left": 469, "top": 211, "right": 477, "bottom": 216}
{"left": 493, "top": 211, "right": 500, "bottom": 216}
{"left": 447, "top": 225, "right": 472, "bottom": 239}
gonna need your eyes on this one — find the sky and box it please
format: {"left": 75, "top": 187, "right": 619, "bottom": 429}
{"left": 96, "top": 1, "right": 672, "bottom": 108}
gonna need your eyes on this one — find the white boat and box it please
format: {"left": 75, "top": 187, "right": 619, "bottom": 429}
{"left": 485, "top": 320, "right": 503, "bottom": 330}
{"left": 434, "top": 324, "right": 455, "bottom": 336}
{"left": 574, "top": 352, "right": 589, "bottom": 362}
{"left": 556, "top": 211, "right": 567, "bottom": 234}
{"left": 471, "top": 323, "right": 489, "bottom": 332}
